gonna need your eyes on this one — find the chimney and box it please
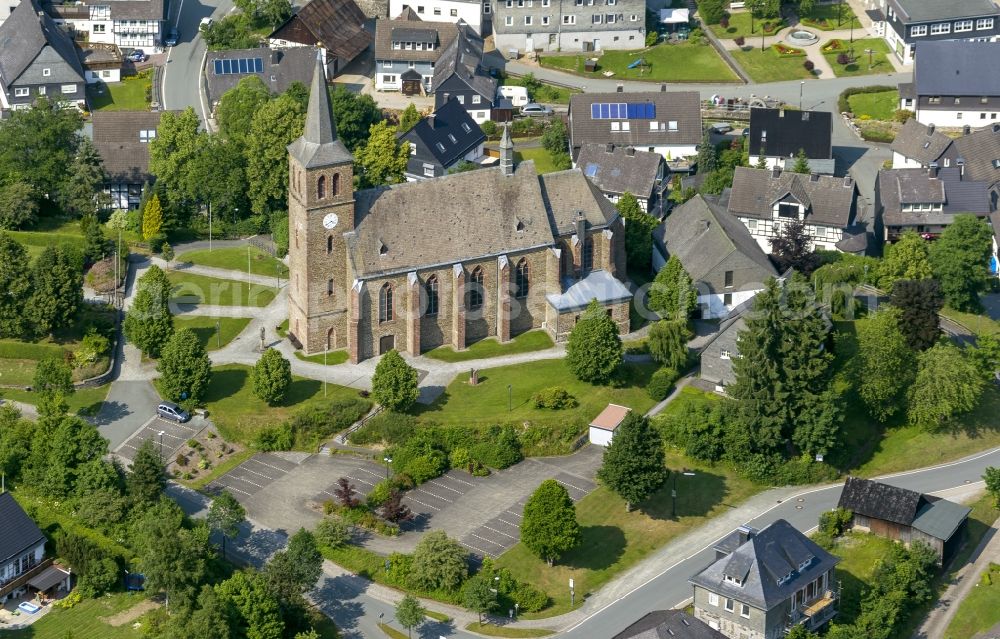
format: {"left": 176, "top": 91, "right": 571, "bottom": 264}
{"left": 957, "top": 157, "right": 966, "bottom": 176}
{"left": 736, "top": 525, "right": 756, "bottom": 545}
{"left": 928, "top": 161, "right": 939, "bottom": 178}
{"left": 625, "top": 146, "right": 635, "bottom": 157}
{"left": 771, "top": 166, "right": 782, "bottom": 179}
{"left": 605, "top": 143, "right": 614, "bottom": 153}
{"left": 575, "top": 212, "right": 586, "bottom": 248}
{"left": 779, "top": 109, "right": 785, "bottom": 118}
{"left": 963, "top": 124, "right": 971, "bottom": 135}
{"left": 994, "top": 123, "right": 1000, "bottom": 134}
{"left": 809, "top": 172, "right": 820, "bottom": 182}
{"left": 928, "top": 123, "right": 936, "bottom": 135}
{"left": 616, "top": 83, "right": 624, "bottom": 93}
{"left": 660, "top": 83, "right": 667, "bottom": 92}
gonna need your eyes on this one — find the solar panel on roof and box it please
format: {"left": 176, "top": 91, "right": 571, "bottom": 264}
{"left": 585, "top": 163, "right": 599, "bottom": 177}
{"left": 213, "top": 60, "right": 222, "bottom": 74}
{"left": 254, "top": 58, "right": 263, "bottom": 72}
{"left": 214, "top": 58, "right": 264, "bottom": 75}
{"left": 590, "top": 102, "right": 653, "bottom": 120}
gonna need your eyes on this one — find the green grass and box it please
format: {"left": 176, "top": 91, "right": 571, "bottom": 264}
{"left": 708, "top": 13, "right": 785, "bottom": 39}
{"left": 8, "top": 219, "right": 85, "bottom": 260}
{"left": 0, "top": 592, "right": 149, "bottom": 638}
{"left": 514, "top": 148, "right": 564, "bottom": 174}
{"left": 847, "top": 89, "right": 899, "bottom": 120}
{"left": 539, "top": 42, "right": 738, "bottom": 82}
{"left": 425, "top": 330, "right": 554, "bottom": 362}
{"left": 940, "top": 307, "right": 1000, "bottom": 336}
{"left": 464, "top": 623, "right": 554, "bottom": 637}
{"left": 294, "top": 350, "right": 349, "bottom": 366}
{"left": 424, "top": 610, "right": 452, "bottom": 623}
{"left": 86, "top": 70, "right": 152, "bottom": 111}
{"left": 184, "top": 447, "right": 255, "bottom": 490}
{"left": 822, "top": 38, "right": 894, "bottom": 77}
{"left": 800, "top": 3, "right": 859, "bottom": 30}
{"left": 413, "top": 359, "right": 658, "bottom": 432}
{"left": 178, "top": 246, "right": 288, "bottom": 278}
{"left": 732, "top": 46, "right": 815, "bottom": 82}
{"left": 2, "top": 383, "right": 110, "bottom": 417}
{"left": 174, "top": 316, "right": 251, "bottom": 351}
{"left": 167, "top": 271, "right": 277, "bottom": 307}
{"left": 378, "top": 623, "right": 409, "bottom": 639}
{"left": 201, "top": 363, "right": 360, "bottom": 443}
{"left": 504, "top": 76, "right": 580, "bottom": 105}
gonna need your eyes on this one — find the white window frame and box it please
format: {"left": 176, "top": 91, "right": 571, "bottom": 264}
{"left": 562, "top": 14, "right": 575, "bottom": 24}
{"left": 955, "top": 19, "right": 974, "bottom": 32}
{"left": 423, "top": 163, "right": 435, "bottom": 177}
{"left": 382, "top": 74, "right": 397, "bottom": 83}
{"left": 37, "top": 86, "right": 46, "bottom": 95}
{"left": 725, "top": 598, "right": 734, "bottom": 612}
{"left": 668, "top": 120, "right": 678, "bottom": 131}
{"left": 505, "top": 15, "right": 513, "bottom": 25}
{"left": 630, "top": 13, "right": 637, "bottom": 20}
{"left": 978, "top": 18, "right": 994, "bottom": 30}
{"left": 930, "top": 22, "right": 950, "bottom": 34}
{"left": 433, "top": 6, "right": 441, "bottom": 14}
{"left": 450, "top": 7, "right": 457, "bottom": 15}
{"left": 611, "top": 121, "right": 620, "bottom": 131}
{"left": 457, "top": 95, "right": 464, "bottom": 104}
{"left": 472, "top": 94, "right": 481, "bottom": 104}
{"left": 740, "top": 603, "right": 751, "bottom": 618}
{"left": 708, "top": 593, "right": 719, "bottom": 606}
{"left": 721, "top": 349, "right": 731, "bottom": 359}
{"left": 541, "top": 15, "right": 549, "bottom": 24}
{"left": 383, "top": 60, "right": 393, "bottom": 68}
{"left": 42, "top": 68, "right": 51, "bottom": 77}
{"left": 592, "top": 13, "right": 602, "bottom": 23}
{"left": 524, "top": 15, "right": 532, "bottom": 24}
{"left": 606, "top": 13, "right": 615, "bottom": 23}
{"left": 60, "top": 84, "right": 77, "bottom": 94}
{"left": 621, "top": 121, "right": 629, "bottom": 131}
{"left": 910, "top": 24, "right": 927, "bottom": 36}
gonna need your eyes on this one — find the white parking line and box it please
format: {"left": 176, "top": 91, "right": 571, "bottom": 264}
{"left": 556, "top": 478, "right": 592, "bottom": 493}
{"left": 405, "top": 496, "right": 441, "bottom": 511}
{"left": 236, "top": 465, "right": 282, "bottom": 481}
{"left": 223, "top": 474, "right": 264, "bottom": 490}
{"left": 498, "top": 517, "right": 522, "bottom": 529}
{"left": 157, "top": 431, "right": 188, "bottom": 442}
{"left": 414, "top": 488, "right": 452, "bottom": 503}
{"left": 482, "top": 524, "right": 518, "bottom": 540}
{"left": 469, "top": 532, "right": 507, "bottom": 550}
{"left": 428, "top": 480, "right": 464, "bottom": 495}
{"left": 212, "top": 481, "right": 252, "bottom": 497}
{"left": 356, "top": 466, "right": 384, "bottom": 479}
{"left": 348, "top": 475, "right": 376, "bottom": 488}
{"left": 445, "top": 474, "right": 475, "bottom": 487}
{"left": 247, "top": 458, "right": 293, "bottom": 473}
{"left": 461, "top": 541, "right": 497, "bottom": 557}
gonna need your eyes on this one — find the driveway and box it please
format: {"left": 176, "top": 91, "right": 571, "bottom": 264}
{"left": 160, "top": 0, "right": 234, "bottom": 119}
{"left": 93, "top": 379, "right": 162, "bottom": 450}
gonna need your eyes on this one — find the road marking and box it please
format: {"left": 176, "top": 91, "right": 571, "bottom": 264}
{"left": 444, "top": 474, "right": 475, "bottom": 487}
{"left": 249, "top": 458, "right": 293, "bottom": 473}
{"left": 348, "top": 475, "right": 376, "bottom": 488}
{"left": 468, "top": 532, "right": 507, "bottom": 550}
{"left": 429, "top": 480, "right": 463, "bottom": 495}
{"left": 212, "top": 481, "right": 252, "bottom": 497}
{"left": 404, "top": 496, "right": 441, "bottom": 511}
{"left": 498, "top": 517, "right": 521, "bottom": 529}
{"left": 461, "top": 541, "right": 497, "bottom": 557}
{"left": 236, "top": 465, "right": 280, "bottom": 481}
{"left": 355, "top": 466, "right": 384, "bottom": 479}
{"left": 413, "top": 488, "right": 452, "bottom": 503}
{"left": 482, "top": 525, "right": 518, "bottom": 540}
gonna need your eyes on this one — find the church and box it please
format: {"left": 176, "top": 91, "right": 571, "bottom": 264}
{"left": 287, "top": 57, "right": 634, "bottom": 363}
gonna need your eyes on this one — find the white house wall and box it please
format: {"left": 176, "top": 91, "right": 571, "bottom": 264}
{"left": 915, "top": 108, "right": 1000, "bottom": 128}
{"left": 86, "top": 68, "right": 121, "bottom": 83}
{"left": 892, "top": 151, "right": 924, "bottom": 168}
{"left": 699, "top": 290, "right": 757, "bottom": 319}
{"left": 588, "top": 426, "right": 613, "bottom": 447}
{"left": 494, "top": 26, "right": 644, "bottom": 52}
{"left": 389, "top": 0, "right": 482, "bottom": 33}
{"left": 738, "top": 216, "right": 845, "bottom": 252}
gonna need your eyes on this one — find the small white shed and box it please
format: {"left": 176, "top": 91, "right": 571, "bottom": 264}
{"left": 588, "top": 404, "right": 631, "bottom": 447}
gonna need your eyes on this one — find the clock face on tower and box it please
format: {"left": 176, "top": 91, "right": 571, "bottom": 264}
{"left": 323, "top": 213, "right": 339, "bottom": 230}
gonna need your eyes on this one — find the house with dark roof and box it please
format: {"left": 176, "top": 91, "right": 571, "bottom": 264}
{"left": 690, "top": 519, "right": 840, "bottom": 639}
{"left": 877, "top": 165, "right": 993, "bottom": 241}
{"left": 493, "top": 0, "right": 646, "bottom": 54}
{"left": 574, "top": 143, "right": 667, "bottom": 214}
{"left": 46, "top": 0, "right": 165, "bottom": 52}
{"left": 897, "top": 41, "right": 1000, "bottom": 127}
{"left": 747, "top": 108, "right": 834, "bottom": 174}
{"left": 389, "top": 0, "right": 484, "bottom": 35}
{"left": 868, "top": 0, "right": 1000, "bottom": 66}
{"left": 267, "top": 0, "right": 370, "bottom": 77}
{"left": 652, "top": 194, "right": 777, "bottom": 319}
{"left": 613, "top": 610, "right": 726, "bottom": 639}
{"left": 92, "top": 110, "right": 172, "bottom": 209}
{"left": 568, "top": 90, "right": 701, "bottom": 170}
{"left": 205, "top": 47, "right": 316, "bottom": 109}
{"left": 837, "top": 476, "right": 971, "bottom": 563}
{"left": 399, "top": 97, "right": 485, "bottom": 180}
{"left": 725, "top": 167, "right": 861, "bottom": 253}
{"left": 374, "top": 9, "right": 457, "bottom": 93}
{"left": 891, "top": 119, "right": 956, "bottom": 168}
{"left": 0, "top": 0, "right": 85, "bottom": 109}
{"left": 430, "top": 23, "right": 496, "bottom": 123}
{"left": 0, "top": 491, "right": 49, "bottom": 603}
{"left": 699, "top": 300, "right": 748, "bottom": 391}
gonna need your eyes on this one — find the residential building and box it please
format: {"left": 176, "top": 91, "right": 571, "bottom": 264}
{"left": 699, "top": 300, "right": 748, "bottom": 391}
{"left": 837, "top": 476, "right": 971, "bottom": 563}
{"left": 92, "top": 110, "right": 170, "bottom": 209}
{"left": 690, "top": 519, "right": 840, "bottom": 639}
{"left": 568, "top": 90, "right": 701, "bottom": 170}
{"left": 374, "top": 9, "right": 457, "bottom": 93}
{"left": 747, "top": 108, "right": 834, "bottom": 174}
{"left": 390, "top": 0, "right": 484, "bottom": 35}
{"left": 876, "top": 165, "right": 992, "bottom": 241}
{"left": 574, "top": 143, "right": 667, "bottom": 213}
{"left": 399, "top": 97, "right": 485, "bottom": 180}
{"left": 268, "top": 0, "right": 370, "bottom": 78}
{"left": 725, "top": 167, "right": 861, "bottom": 253}
{"left": 46, "top": 0, "right": 165, "bottom": 52}
{"left": 492, "top": 0, "right": 646, "bottom": 54}
{"left": 613, "top": 610, "right": 726, "bottom": 639}
{"left": 897, "top": 41, "right": 1000, "bottom": 127}
{"left": 430, "top": 24, "right": 497, "bottom": 123}
{"left": 588, "top": 403, "right": 629, "bottom": 447}
{"left": 652, "top": 194, "right": 777, "bottom": 320}
{"left": 0, "top": 491, "right": 48, "bottom": 603}
{"left": 205, "top": 47, "right": 317, "bottom": 110}
{"left": 890, "top": 119, "right": 955, "bottom": 168}
{"left": 0, "top": 0, "right": 85, "bottom": 110}
{"left": 77, "top": 41, "right": 122, "bottom": 84}
{"left": 286, "top": 57, "right": 630, "bottom": 361}
{"left": 0, "top": 0, "right": 18, "bottom": 25}
{"left": 867, "top": 0, "right": 1000, "bottom": 65}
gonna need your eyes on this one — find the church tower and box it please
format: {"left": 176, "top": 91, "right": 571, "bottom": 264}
{"left": 286, "top": 53, "right": 354, "bottom": 354}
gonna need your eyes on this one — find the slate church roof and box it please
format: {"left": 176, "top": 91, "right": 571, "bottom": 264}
{"left": 288, "top": 53, "right": 353, "bottom": 169}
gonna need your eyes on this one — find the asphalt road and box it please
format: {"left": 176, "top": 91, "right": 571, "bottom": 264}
{"left": 160, "top": 0, "right": 232, "bottom": 119}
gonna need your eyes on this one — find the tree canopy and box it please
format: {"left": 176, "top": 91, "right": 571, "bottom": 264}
{"left": 929, "top": 215, "right": 993, "bottom": 311}
{"left": 566, "top": 299, "right": 623, "bottom": 384}
{"left": 649, "top": 255, "right": 698, "bottom": 321}
{"left": 908, "top": 342, "right": 984, "bottom": 430}
{"left": 520, "top": 479, "right": 581, "bottom": 565}
{"left": 856, "top": 307, "right": 915, "bottom": 422}
{"left": 597, "top": 412, "right": 668, "bottom": 510}
{"left": 371, "top": 349, "right": 420, "bottom": 411}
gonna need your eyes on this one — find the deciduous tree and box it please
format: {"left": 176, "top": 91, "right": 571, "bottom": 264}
{"left": 371, "top": 349, "right": 419, "bottom": 411}
{"left": 252, "top": 348, "right": 291, "bottom": 405}
{"left": 330, "top": 86, "right": 383, "bottom": 151}
{"left": 649, "top": 254, "right": 697, "bottom": 320}
{"left": 355, "top": 121, "right": 410, "bottom": 188}
{"left": 246, "top": 93, "right": 305, "bottom": 215}
{"left": 597, "top": 412, "right": 668, "bottom": 510}
{"left": 856, "top": 307, "right": 915, "bottom": 422}
{"left": 520, "top": 479, "right": 580, "bottom": 564}
{"left": 158, "top": 328, "right": 212, "bottom": 403}
{"left": 769, "top": 219, "right": 819, "bottom": 274}
{"left": 217, "top": 76, "right": 272, "bottom": 144}
{"left": 25, "top": 246, "right": 83, "bottom": 337}
{"left": 985, "top": 467, "right": 1000, "bottom": 509}
{"left": 408, "top": 530, "right": 468, "bottom": 592}
{"left": 930, "top": 214, "right": 993, "bottom": 311}
{"left": 461, "top": 575, "right": 497, "bottom": 625}
{"left": 395, "top": 595, "right": 426, "bottom": 638}
{"left": 908, "top": 342, "right": 984, "bottom": 430}
{"left": 265, "top": 528, "right": 323, "bottom": 605}
{"left": 128, "top": 438, "right": 166, "bottom": 508}
{"left": 0, "top": 96, "right": 83, "bottom": 202}
{"left": 134, "top": 500, "right": 212, "bottom": 610}
{"left": 149, "top": 108, "right": 204, "bottom": 197}
{"left": 698, "top": 0, "right": 726, "bottom": 24}
{"left": 542, "top": 119, "right": 569, "bottom": 155}
{"left": 647, "top": 319, "right": 690, "bottom": 370}
{"left": 566, "top": 299, "right": 623, "bottom": 384}
{"left": 617, "top": 192, "right": 658, "bottom": 273}
{"left": 0, "top": 181, "right": 38, "bottom": 229}
{"left": 0, "top": 233, "right": 29, "bottom": 337}
{"left": 890, "top": 278, "right": 942, "bottom": 351}
{"left": 124, "top": 265, "right": 174, "bottom": 358}
{"left": 215, "top": 570, "right": 284, "bottom": 639}
{"left": 878, "top": 231, "right": 932, "bottom": 289}
{"left": 208, "top": 490, "right": 246, "bottom": 560}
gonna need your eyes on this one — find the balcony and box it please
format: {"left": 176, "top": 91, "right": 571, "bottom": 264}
{"left": 787, "top": 590, "right": 838, "bottom": 632}
{"left": 0, "top": 559, "right": 54, "bottom": 600}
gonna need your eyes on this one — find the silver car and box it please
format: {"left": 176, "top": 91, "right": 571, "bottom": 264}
{"left": 157, "top": 401, "right": 190, "bottom": 423}
{"left": 520, "top": 103, "right": 554, "bottom": 117}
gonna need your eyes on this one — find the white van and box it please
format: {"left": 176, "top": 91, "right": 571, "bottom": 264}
{"left": 498, "top": 85, "right": 529, "bottom": 107}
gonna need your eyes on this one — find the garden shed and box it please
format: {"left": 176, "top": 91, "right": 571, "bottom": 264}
{"left": 588, "top": 403, "right": 630, "bottom": 447}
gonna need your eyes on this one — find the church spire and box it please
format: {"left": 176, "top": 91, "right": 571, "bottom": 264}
{"left": 500, "top": 123, "right": 514, "bottom": 176}
{"left": 287, "top": 51, "right": 352, "bottom": 168}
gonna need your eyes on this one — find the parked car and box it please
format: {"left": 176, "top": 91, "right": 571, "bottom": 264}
{"left": 163, "top": 27, "right": 179, "bottom": 47}
{"left": 128, "top": 49, "right": 147, "bottom": 62}
{"left": 520, "top": 103, "right": 553, "bottom": 117}
{"left": 712, "top": 122, "right": 733, "bottom": 133}
{"left": 157, "top": 401, "right": 190, "bottom": 423}
{"left": 741, "top": 127, "right": 751, "bottom": 137}
{"left": 199, "top": 17, "right": 213, "bottom": 31}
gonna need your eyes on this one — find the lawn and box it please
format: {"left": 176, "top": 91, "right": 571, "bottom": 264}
{"left": 9, "top": 218, "right": 85, "bottom": 260}
{"left": 295, "top": 349, "right": 350, "bottom": 366}
{"left": 0, "top": 593, "right": 149, "bottom": 639}
{"left": 504, "top": 76, "right": 580, "bottom": 105}
{"left": 940, "top": 307, "right": 1000, "bottom": 336}
{"left": 514, "top": 147, "right": 565, "bottom": 174}
{"left": 413, "top": 359, "right": 658, "bottom": 434}
{"left": 822, "top": 38, "right": 894, "bottom": 77}
{"left": 800, "top": 3, "right": 859, "bottom": 30}
{"left": 946, "top": 564, "right": 1000, "bottom": 639}
{"left": 167, "top": 271, "right": 277, "bottom": 307}
{"left": 708, "top": 12, "right": 785, "bottom": 40}
{"left": 201, "top": 363, "right": 360, "bottom": 443}
{"left": 826, "top": 532, "right": 898, "bottom": 621}
{"left": 539, "top": 42, "right": 738, "bottom": 82}
{"left": 465, "top": 623, "right": 554, "bottom": 637}
{"left": 86, "top": 69, "right": 152, "bottom": 111}
{"left": 732, "top": 46, "right": 815, "bottom": 83}
{"left": 424, "top": 330, "right": 554, "bottom": 362}
{"left": 178, "top": 246, "right": 289, "bottom": 279}
{"left": 174, "top": 316, "right": 251, "bottom": 351}
{"left": 2, "top": 383, "right": 110, "bottom": 417}
{"left": 847, "top": 89, "right": 899, "bottom": 120}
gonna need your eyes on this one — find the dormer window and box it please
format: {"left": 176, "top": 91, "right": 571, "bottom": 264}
{"left": 379, "top": 241, "right": 389, "bottom": 256}
{"left": 461, "top": 123, "right": 471, "bottom": 133}
{"left": 798, "top": 557, "right": 813, "bottom": 571}
{"left": 516, "top": 219, "right": 525, "bottom": 232}
{"left": 724, "top": 574, "right": 743, "bottom": 587}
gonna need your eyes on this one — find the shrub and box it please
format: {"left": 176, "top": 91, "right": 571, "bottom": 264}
{"left": 403, "top": 451, "right": 449, "bottom": 484}
{"left": 251, "top": 348, "right": 292, "bottom": 405}
{"left": 645, "top": 30, "right": 658, "bottom": 46}
{"left": 315, "top": 515, "right": 351, "bottom": 548}
{"left": 893, "top": 109, "right": 914, "bottom": 123}
{"left": 647, "top": 367, "right": 679, "bottom": 400}
{"left": 531, "top": 386, "right": 578, "bottom": 410}
{"left": 837, "top": 85, "right": 896, "bottom": 113}
{"left": 251, "top": 423, "right": 295, "bottom": 451}
{"left": 719, "top": 16, "right": 729, "bottom": 28}
{"left": 175, "top": 453, "right": 188, "bottom": 466}
{"left": 349, "top": 410, "right": 418, "bottom": 446}
{"left": 803, "top": 60, "right": 815, "bottom": 71}
{"left": 366, "top": 479, "right": 394, "bottom": 508}
{"left": 818, "top": 507, "right": 853, "bottom": 538}
{"left": 512, "top": 583, "right": 549, "bottom": 612}
{"left": 481, "top": 120, "right": 498, "bottom": 138}
{"left": 470, "top": 425, "right": 522, "bottom": 469}
{"left": 734, "top": 36, "right": 745, "bottom": 46}
{"left": 836, "top": 52, "right": 851, "bottom": 65}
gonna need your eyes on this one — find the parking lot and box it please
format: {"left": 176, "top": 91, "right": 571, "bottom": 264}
{"left": 115, "top": 415, "right": 203, "bottom": 463}
{"left": 207, "top": 453, "right": 301, "bottom": 500}
{"left": 460, "top": 471, "right": 597, "bottom": 558}
{"left": 315, "top": 460, "right": 388, "bottom": 504}
{"left": 404, "top": 471, "right": 479, "bottom": 515}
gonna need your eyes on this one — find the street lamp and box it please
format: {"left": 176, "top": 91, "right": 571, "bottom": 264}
{"left": 507, "top": 384, "right": 512, "bottom": 412}
{"left": 850, "top": 15, "right": 856, "bottom": 43}
{"left": 216, "top": 320, "right": 221, "bottom": 349}
{"left": 671, "top": 469, "right": 697, "bottom": 519}
{"left": 799, "top": 81, "right": 804, "bottom": 110}
{"left": 383, "top": 456, "right": 393, "bottom": 480}
{"left": 864, "top": 48, "right": 875, "bottom": 70}
{"left": 157, "top": 430, "right": 165, "bottom": 458}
